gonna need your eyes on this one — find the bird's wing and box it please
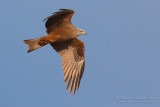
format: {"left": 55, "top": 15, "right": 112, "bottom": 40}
{"left": 44, "top": 9, "right": 74, "bottom": 34}
{"left": 50, "top": 38, "right": 85, "bottom": 94}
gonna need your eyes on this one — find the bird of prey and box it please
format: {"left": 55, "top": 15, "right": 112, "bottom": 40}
{"left": 24, "top": 9, "right": 87, "bottom": 94}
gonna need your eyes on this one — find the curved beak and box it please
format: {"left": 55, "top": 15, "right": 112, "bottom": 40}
{"left": 84, "top": 31, "right": 87, "bottom": 35}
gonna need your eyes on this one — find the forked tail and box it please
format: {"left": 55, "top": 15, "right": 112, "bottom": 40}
{"left": 24, "top": 38, "right": 49, "bottom": 53}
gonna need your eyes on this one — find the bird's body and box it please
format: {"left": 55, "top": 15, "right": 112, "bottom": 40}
{"left": 40, "top": 27, "right": 79, "bottom": 43}
{"left": 24, "top": 9, "right": 86, "bottom": 94}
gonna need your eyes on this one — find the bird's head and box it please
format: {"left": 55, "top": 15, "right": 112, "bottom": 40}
{"left": 76, "top": 28, "right": 87, "bottom": 36}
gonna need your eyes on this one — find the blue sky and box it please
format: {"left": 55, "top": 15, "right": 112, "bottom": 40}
{"left": 0, "top": 0, "right": 160, "bottom": 107}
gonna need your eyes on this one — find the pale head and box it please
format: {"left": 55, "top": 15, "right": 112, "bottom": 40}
{"left": 76, "top": 28, "right": 87, "bottom": 37}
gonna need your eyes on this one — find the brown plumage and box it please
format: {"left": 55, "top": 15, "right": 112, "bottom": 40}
{"left": 24, "top": 9, "right": 87, "bottom": 94}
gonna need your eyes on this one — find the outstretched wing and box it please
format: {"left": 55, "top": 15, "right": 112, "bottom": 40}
{"left": 50, "top": 38, "right": 85, "bottom": 94}
{"left": 44, "top": 9, "right": 74, "bottom": 34}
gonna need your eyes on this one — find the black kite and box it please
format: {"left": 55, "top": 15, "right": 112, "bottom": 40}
{"left": 24, "top": 9, "right": 87, "bottom": 94}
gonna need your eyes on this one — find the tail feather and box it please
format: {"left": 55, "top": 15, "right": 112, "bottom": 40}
{"left": 24, "top": 38, "right": 47, "bottom": 53}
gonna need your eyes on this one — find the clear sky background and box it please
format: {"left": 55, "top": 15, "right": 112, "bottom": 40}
{"left": 0, "top": 0, "right": 160, "bottom": 107}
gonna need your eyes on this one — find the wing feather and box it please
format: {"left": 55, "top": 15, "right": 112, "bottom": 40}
{"left": 64, "top": 60, "right": 75, "bottom": 82}
{"left": 69, "top": 63, "right": 78, "bottom": 92}
{"left": 76, "top": 61, "right": 85, "bottom": 90}
{"left": 44, "top": 9, "right": 74, "bottom": 34}
{"left": 69, "top": 68, "right": 76, "bottom": 93}
{"left": 50, "top": 38, "right": 85, "bottom": 94}
{"left": 72, "top": 64, "right": 79, "bottom": 94}
{"left": 62, "top": 53, "right": 74, "bottom": 75}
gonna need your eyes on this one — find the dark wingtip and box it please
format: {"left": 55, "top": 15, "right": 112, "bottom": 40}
{"left": 43, "top": 18, "right": 48, "bottom": 22}
{"left": 43, "top": 9, "right": 73, "bottom": 22}
{"left": 59, "top": 9, "right": 72, "bottom": 11}
{"left": 59, "top": 9, "right": 74, "bottom": 13}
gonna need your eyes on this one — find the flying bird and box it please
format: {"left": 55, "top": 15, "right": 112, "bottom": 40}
{"left": 24, "top": 9, "right": 87, "bottom": 94}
